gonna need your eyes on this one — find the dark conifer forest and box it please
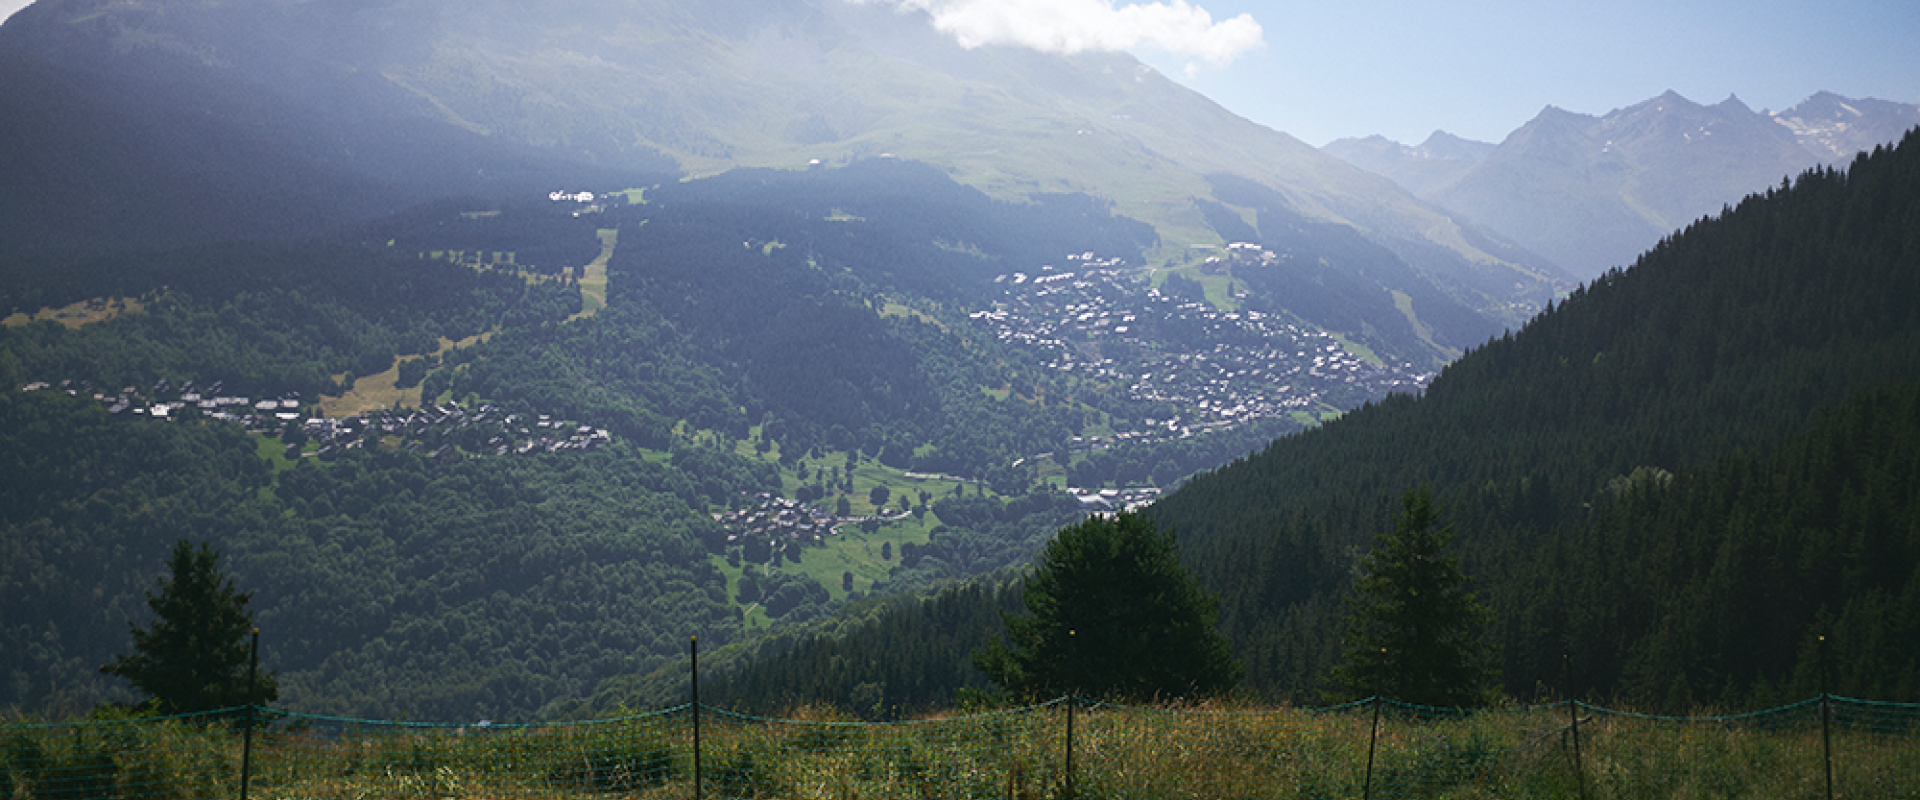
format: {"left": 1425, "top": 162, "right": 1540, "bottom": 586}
{"left": 698, "top": 131, "right": 1920, "bottom": 714}
{"left": 1153, "top": 131, "right": 1920, "bottom": 709}
{"left": 4, "top": 123, "right": 1917, "bottom": 720}
{"left": 0, "top": 160, "right": 1227, "bottom": 719}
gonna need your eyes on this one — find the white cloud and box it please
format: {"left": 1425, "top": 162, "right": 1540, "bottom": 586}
{"left": 859, "top": 0, "right": 1264, "bottom": 68}
{"left": 0, "top": 0, "right": 35, "bottom": 25}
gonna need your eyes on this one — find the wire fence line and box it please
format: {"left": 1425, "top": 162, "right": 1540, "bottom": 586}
{"left": 3, "top": 694, "right": 1915, "bottom": 799}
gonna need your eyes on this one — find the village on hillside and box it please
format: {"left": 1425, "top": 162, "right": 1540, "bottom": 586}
{"left": 15, "top": 246, "right": 1430, "bottom": 552}
{"left": 19, "top": 378, "right": 611, "bottom": 460}
{"left": 971, "top": 248, "right": 1433, "bottom": 442}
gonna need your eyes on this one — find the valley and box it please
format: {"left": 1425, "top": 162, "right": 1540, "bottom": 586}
{"left": 8, "top": 132, "right": 1919, "bottom": 720}
{"left": 1, "top": 0, "right": 1917, "bottom": 742}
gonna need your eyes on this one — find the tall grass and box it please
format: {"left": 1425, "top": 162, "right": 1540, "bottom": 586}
{"left": 2, "top": 697, "right": 1912, "bottom": 799}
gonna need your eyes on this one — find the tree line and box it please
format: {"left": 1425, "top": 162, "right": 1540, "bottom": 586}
{"left": 0, "top": 240, "right": 563, "bottom": 398}
{"left": 670, "top": 130, "right": 1920, "bottom": 716}
{"left": 0, "top": 390, "right": 769, "bottom": 721}
{"left": 1153, "top": 130, "right": 1920, "bottom": 710}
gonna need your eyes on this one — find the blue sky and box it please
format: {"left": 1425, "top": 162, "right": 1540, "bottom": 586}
{"left": 7, "top": 0, "right": 1917, "bottom": 147}
{"left": 1143, "top": 0, "right": 1920, "bottom": 145}
{"left": 861, "top": 0, "right": 1920, "bottom": 145}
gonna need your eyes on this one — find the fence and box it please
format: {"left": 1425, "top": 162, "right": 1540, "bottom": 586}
{"left": 4, "top": 693, "right": 1917, "bottom": 799}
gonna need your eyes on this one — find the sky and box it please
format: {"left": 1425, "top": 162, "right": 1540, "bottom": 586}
{"left": 5, "top": 0, "right": 1917, "bottom": 147}
{"left": 850, "top": 0, "right": 1920, "bottom": 146}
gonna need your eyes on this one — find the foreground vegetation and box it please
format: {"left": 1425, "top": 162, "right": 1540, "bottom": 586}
{"left": 4, "top": 695, "right": 1915, "bottom": 799}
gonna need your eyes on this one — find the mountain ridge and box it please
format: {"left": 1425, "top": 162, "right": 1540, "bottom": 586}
{"left": 0, "top": 0, "right": 1559, "bottom": 331}
{"left": 1324, "top": 90, "right": 1919, "bottom": 277}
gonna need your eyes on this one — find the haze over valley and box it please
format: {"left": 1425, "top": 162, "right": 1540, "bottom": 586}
{"left": 2, "top": 0, "right": 1918, "bottom": 726}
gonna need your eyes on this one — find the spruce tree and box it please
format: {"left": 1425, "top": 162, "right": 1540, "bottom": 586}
{"left": 101, "top": 540, "right": 278, "bottom": 714}
{"left": 1329, "top": 488, "right": 1496, "bottom": 706}
{"left": 974, "top": 512, "right": 1241, "bottom": 701}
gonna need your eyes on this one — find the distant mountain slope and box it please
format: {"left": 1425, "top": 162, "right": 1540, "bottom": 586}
{"left": 1429, "top": 92, "right": 1819, "bottom": 277}
{"left": 1326, "top": 90, "right": 1920, "bottom": 278}
{"left": 679, "top": 128, "right": 1920, "bottom": 714}
{"left": 0, "top": 0, "right": 1556, "bottom": 328}
{"left": 1151, "top": 128, "right": 1920, "bottom": 706}
{"left": 0, "top": 2, "right": 678, "bottom": 257}
{"left": 1774, "top": 91, "right": 1920, "bottom": 160}
{"left": 1321, "top": 131, "right": 1494, "bottom": 197}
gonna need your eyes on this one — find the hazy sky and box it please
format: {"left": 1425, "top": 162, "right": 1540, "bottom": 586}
{"left": 6, "top": 0, "right": 1917, "bottom": 147}
{"left": 859, "top": 0, "right": 1920, "bottom": 146}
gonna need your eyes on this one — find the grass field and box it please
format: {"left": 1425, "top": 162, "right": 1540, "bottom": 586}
{"left": 10, "top": 696, "right": 1909, "bottom": 800}
{"left": 710, "top": 509, "right": 938, "bottom": 629}
{"left": 252, "top": 433, "right": 300, "bottom": 472}
{"left": 1330, "top": 332, "right": 1385, "bottom": 368}
{"left": 571, "top": 228, "right": 615, "bottom": 321}
{"left": 695, "top": 430, "right": 1009, "bottom": 626}
{"left": 318, "top": 332, "right": 488, "bottom": 418}
{"left": 2, "top": 296, "right": 147, "bottom": 329}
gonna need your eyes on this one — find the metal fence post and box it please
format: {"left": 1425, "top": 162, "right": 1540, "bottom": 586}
{"left": 1565, "top": 652, "right": 1587, "bottom": 800}
{"left": 1064, "top": 697, "right": 1076, "bottom": 800}
{"left": 1363, "top": 649, "right": 1385, "bottom": 800}
{"left": 1362, "top": 694, "right": 1382, "bottom": 800}
{"left": 1064, "top": 629, "right": 1077, "bottom": 800}
{"left": 692, "top": 636, "right": 702, "bottom": 800}
{"left": 239, "top": 629, "right": 259, "bottom": 800}
{"left": 1820, "top": 635, "right": 1834, "bottom": 800}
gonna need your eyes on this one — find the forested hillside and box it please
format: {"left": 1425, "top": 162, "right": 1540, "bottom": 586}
{"left": 0, "top": 390, "right": 768, "bottom": 720}
{"left": 0, "top": 159, "right": 1353, "bottom": 720}
{"left": 1157, "top": 129, "right": 1920, "bottom": 708}
{"left": 0, "top": 240, "right": 571, "bottom": 398}
{"left": 692, "top": 130, "right": 1920, "bottom": 714}
{"left": 11, "top": 130, "right": 1913, "bottom": 720}
{"left": 418, "top": 159, "right": 1387, "bottom": 488}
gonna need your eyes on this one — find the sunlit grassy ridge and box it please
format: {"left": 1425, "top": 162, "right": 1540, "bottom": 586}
{"left": 572, "top": 228, "right": 615, "bottom": 319}
{"left": 2, "top": 296, "right": 148, "bottom": 330}
{"left": 349, "top": 0, "right": 1551, "bottom": 322}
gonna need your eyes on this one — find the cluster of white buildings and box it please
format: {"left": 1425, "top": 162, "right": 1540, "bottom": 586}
{"left": 1067, "top": 486, "right": 1161, "bottom": 513}
{"left": 717, "top": 493, "right": 838, "bottom": 550}
{"left": 18, "top": 378, "right": 611, "bottom": 459}
{"left": 971, "top": 250, "right": 1435, "bottom": 440}
{"left": 23, "top": 378, "right": 304, "bottom": 427}
{"left": 303, "top": 405, "right": 612, "bottom": 458}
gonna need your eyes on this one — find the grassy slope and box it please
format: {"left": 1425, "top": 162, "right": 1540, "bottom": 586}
{"left": 370, "top": 6, "right": 1548, "bottom": 318}
{"left": 572, "top": 229, "right": 614, "bottom": 319}
{"left": 2, "top": 296, "right": 148, "bottom": 329}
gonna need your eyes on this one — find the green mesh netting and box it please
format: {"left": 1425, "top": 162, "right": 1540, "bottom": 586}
{"left": 2, "top": 696, "right": 1914, "bottom": 799}
{"left": 1578, "top": 700, "right": 1828, "bottom": 800}
{"left": 1829, "top": 697, "right": 1920, "bottom": 799}
{"left": 702, "top": 702, "right": 1060, "bottom": 799}
{"left": 243, "top": 705, "right": 693, "bottom": 798}
{"left": 1, "top": 708, "right": 239, "bottom": 800}
{"left": 1070, "top": 699, "right": 1373, "bottom": 799}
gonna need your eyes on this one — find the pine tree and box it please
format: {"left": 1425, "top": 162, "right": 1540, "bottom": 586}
{"left": 1329, "top": 488, "right": 1496, "bottom": 706}
{"left": 100, "top": 540, "right": 278, "bottom": 714}
{"left": 974, "top": 512, "right": 1241, "bottom": 701}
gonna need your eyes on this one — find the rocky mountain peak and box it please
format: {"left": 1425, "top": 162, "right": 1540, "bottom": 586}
{"left": 1772, "top": 92, "right": 1920, "bottom": 161}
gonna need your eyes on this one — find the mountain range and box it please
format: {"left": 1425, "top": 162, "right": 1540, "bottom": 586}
{"left": 3, "top": 0, "right": 1918, "bottom": 723}
{"left": 0, "top": 0, "right": 1558, "bottom": 331}
{"left": 691, "top": 127, "right": 1920, "bottom": 714}
{"left": 1325, "top": 91, "right": 1920, "bottom": 277}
